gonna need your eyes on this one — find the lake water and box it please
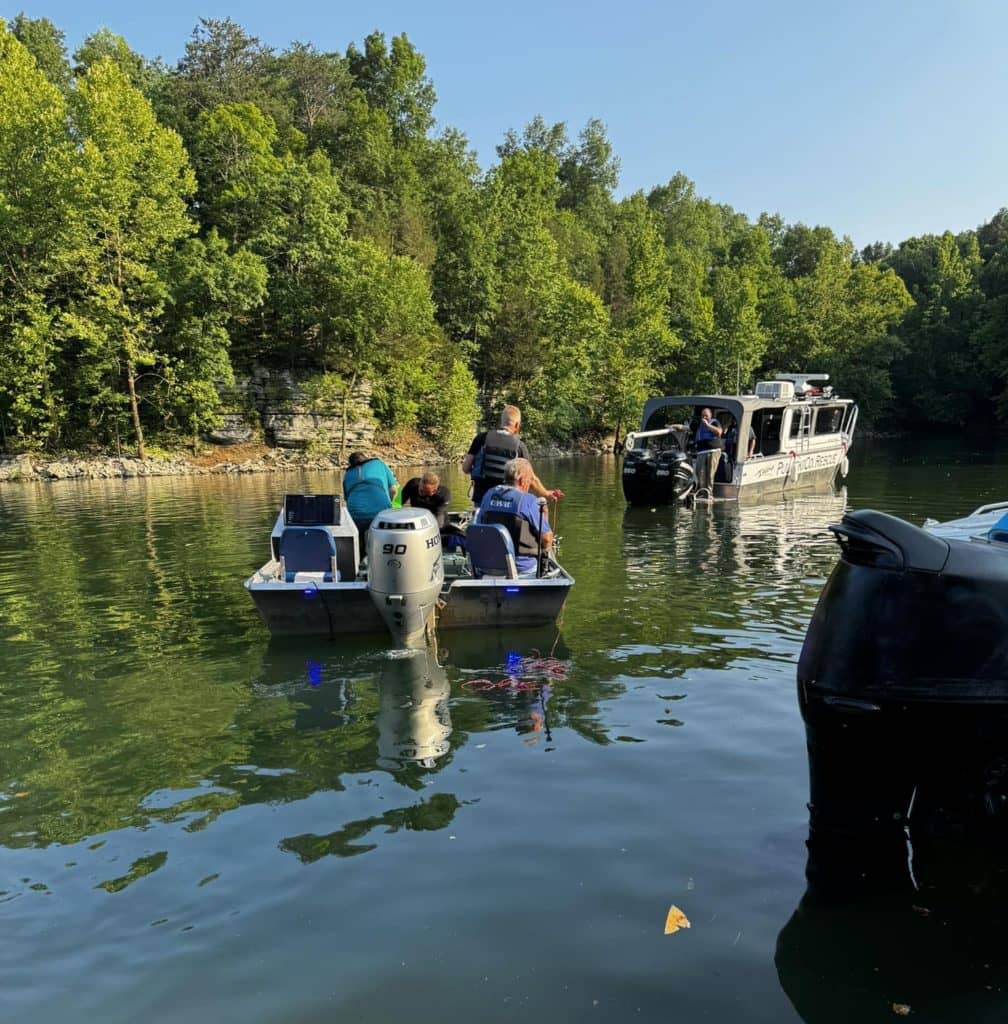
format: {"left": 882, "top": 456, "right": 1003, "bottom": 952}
{"left": 2, "top": 437, "right": 1007, "bottom": 1023}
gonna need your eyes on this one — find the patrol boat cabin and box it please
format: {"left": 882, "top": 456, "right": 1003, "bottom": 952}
{"left": 621, "top": 373, "right": 858, "bottom": 504}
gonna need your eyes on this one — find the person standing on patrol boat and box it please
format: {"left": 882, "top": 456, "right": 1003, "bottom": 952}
{"left": 462, "top": 405, "right": 564, "bottom": 507}
{"left": 695, "top": 407, "right": 723, "bottom": 451}
{"left": 475, "top": 458, "right": 554, "bottom": 575}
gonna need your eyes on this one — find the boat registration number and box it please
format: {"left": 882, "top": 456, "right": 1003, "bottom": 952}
{"left": 623, "top": 468, "right": 636, "bottom": 475}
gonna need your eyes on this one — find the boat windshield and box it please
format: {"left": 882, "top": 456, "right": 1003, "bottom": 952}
{"left": 643, "top": 404, "right": 737, "bottom": 453}
{"left": 644, "top": 404, "right": 692, "bottom": 432}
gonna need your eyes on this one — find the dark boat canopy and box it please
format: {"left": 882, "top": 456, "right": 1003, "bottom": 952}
{"left": 637, "top": 393, "right": 853, "bottom": 431}
{"left": 638, "top": 395, "right": 746, "bottom": 431}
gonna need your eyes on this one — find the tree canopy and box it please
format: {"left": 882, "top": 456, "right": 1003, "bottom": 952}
{"left": 1, "top": 15, "right": 1006, "bottom": 456}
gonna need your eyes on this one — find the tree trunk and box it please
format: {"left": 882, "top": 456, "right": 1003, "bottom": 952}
{"left": 126, "top": 362, "right": 146, "bottom": 460}
{"left": 340, "top": 371, "right": 357, "bottom": 464}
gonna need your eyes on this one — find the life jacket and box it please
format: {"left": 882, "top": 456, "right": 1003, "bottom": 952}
{"left": 696, "top": 419, "right": 722, "bottom": 450}
{"left": 473, "top": 429, "right": 521, "bottom": 483}
{"left": 480, "top": 485, "right": 543, "bottom": 560}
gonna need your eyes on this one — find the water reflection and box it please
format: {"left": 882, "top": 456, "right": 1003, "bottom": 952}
{"left": 617, "top": 489, "right": 848, "bottom": 666}
{"left": 251, "top": 630, "right": 574, "bottom": 863}
{"left": 621, "top": 488, "right": 847, "bottom": 579}
{"left": 254, "top": 641, "right": 452, "bottom": 770}
{"left": 776, "top": 831, "right": 1008, "bottom": 1023}
{"left": 376, "top": 652, "right": 452, "bottom": 769}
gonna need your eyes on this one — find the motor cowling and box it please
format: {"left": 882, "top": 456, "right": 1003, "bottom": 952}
{"left": 367, "top": 508, "right": 444, "bottom": 648}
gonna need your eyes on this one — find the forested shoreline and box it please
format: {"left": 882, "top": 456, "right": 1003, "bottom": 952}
{"left": 2, "top": 14, "right": 1007, "bottom": 461}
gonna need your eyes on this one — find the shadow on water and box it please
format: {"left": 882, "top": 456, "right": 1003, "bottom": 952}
{"left": 776, "top": 828, "right": 1008, "bottom": 1024}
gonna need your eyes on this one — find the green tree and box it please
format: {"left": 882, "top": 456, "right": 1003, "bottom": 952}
{"left": 273, "top": 41, "right": 353, "bottom": 149}
{"left": 158, "top": 231, "right": 267, "bottom": 446}
{"left": 67, "top": 59, "right": 197, "bottom": 457}
{"left": 73, "top": 28, "right": 160, "bottom": 95}
{"left": 601, "top": 194, "right": 678, "bottom": 440}
{"left": 192, "top": 102, "right": 287, "bottom": 249}
{"left": 416, "top": 129, "right": 497, "bottom": 348}
{"left": 765, "top": 224, "right": 911, "bottom": 418}
{"left": 886, "top": 231, "right": 982, "bottom": 424}
{"left": 0, "top": 23, "right": 80, "bottom": 449}
{"left": 558, "top": 117, "right": 618, "bottom": 239}
{"left": 968, "top": 213, "right": 1008, "bottom": 413}
{"left": 346, "top": 32, "right": 436, "bottom": 146}
{"left": 9, "top": 13, "right": 71, "bottom": 92}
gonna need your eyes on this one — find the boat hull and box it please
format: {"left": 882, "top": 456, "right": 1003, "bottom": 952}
{"left": 245, "top": 572, "right": 572, "bottom": 638}
{"left": 622, "top": 448, "right": 844, "bottom": 504}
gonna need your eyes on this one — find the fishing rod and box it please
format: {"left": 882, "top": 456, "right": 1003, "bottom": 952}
{"left": 536, "top": 496, "right": 546, "bottom": 578}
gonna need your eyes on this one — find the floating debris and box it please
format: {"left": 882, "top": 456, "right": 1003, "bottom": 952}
{"left": 664, "top": 905, "right": 691, "bottom": 935}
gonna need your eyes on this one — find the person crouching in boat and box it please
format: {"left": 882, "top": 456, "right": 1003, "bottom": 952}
{"left": 342, "top": 451, "right": 398, "bottom": 557}
{"left": 476, "top": 457, "right": 553, "bottom": 576}
{"left": 401, "top": 470, "right": 450, "bottom": 528}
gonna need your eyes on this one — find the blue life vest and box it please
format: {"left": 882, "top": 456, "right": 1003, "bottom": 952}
{"left": 480, "top": 485, "right": 542, "bottom": 561}
{"left": 696, "top": 418, "right": 722, "bottom": 449}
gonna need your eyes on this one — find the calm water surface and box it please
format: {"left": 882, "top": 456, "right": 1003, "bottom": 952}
{"left": 2, "top": 437, "right": 1007, "bottom": 1023}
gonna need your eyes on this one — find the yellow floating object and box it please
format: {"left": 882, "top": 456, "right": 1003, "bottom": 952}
{"left": 664, "top": 905, "right": 691, "bottom": 935}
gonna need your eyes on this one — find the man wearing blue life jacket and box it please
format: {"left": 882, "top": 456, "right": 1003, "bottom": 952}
{"left": 476, "top": 457, "right": 554, "bottom": 575}
{"left": 695, "top": 407, "right": 723, "bottom": 452}
{"left": 342, "top": 451, "right": 398, "bottom": 555}
{"left": 462, "top": 404, "right": 564, "bottom": 507}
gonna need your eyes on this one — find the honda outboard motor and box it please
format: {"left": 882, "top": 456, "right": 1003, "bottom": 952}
{"left": 367, "top": 508, "right": 444, "bottom": 648}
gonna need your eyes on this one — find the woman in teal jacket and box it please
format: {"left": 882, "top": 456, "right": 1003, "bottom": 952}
{"left": 342, "top": 452, "right": 399, "bottom": 554}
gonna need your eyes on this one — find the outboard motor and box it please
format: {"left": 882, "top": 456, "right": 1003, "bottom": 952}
{"left": 367, "top": 508, "right": 444, "bottom": 648}
{"left": 622, "top": 443, "right": 693, "bottom": 505}
{"left": 799, "top": 509, "right": 1008, "bottom": 838}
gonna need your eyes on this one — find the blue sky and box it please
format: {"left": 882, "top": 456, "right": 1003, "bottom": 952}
{"left": 13, "top": 0, "right": 1008, "bottom": 248}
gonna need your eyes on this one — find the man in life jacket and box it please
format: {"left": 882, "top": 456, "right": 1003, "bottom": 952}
{"left": 461, "top": 404, "right": 564, "bottom": 506}
{"left": 475, "top": 457, "right": 553, "bottom": 575}
{"left": 695, "top": 407, "right": 723, "bottom": 451}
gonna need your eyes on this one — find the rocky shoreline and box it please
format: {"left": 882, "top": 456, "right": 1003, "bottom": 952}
{"left": 0, "top": 437, "right": 615, "bottom": 484}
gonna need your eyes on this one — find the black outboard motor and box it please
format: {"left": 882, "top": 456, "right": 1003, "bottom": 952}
{"left": 798, "top": 509, "right": 1008, "bottom": 838}
{"left": 622, "top": 444, "right": 692, "bottom": 505}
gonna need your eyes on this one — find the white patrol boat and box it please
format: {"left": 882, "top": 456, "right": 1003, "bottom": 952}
{"left": 621, "top": 373, "right": 858, "bottom": 504}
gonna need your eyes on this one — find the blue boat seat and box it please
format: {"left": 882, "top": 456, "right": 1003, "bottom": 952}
{"left": 989, "top": 512, "right": 1008, "bottom": 543}
{"left": 466, "top": 523, "right": 518, "bottom": 579}
{"left": 278, "top": 527, "right": 338, "bottom": 582}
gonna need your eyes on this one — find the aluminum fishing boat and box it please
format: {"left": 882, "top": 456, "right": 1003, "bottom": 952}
{"left": 622, "top": 373, "right": 857, "bottom": 504}
{"left": 244, "top": 494, "right": 573, "bottom": 646}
